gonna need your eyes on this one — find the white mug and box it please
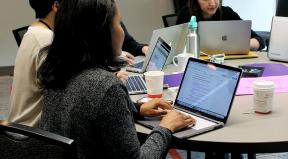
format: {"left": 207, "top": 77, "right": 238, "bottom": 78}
{"left": 173, "top": 53, "right": 193, "bottom": 72}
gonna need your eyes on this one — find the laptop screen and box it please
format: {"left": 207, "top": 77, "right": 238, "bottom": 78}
{"left": 146, "top": 37, "right": 171, "bottom": 71}
{"left": 174, "top": 58, "right": 241, "bottom": 122}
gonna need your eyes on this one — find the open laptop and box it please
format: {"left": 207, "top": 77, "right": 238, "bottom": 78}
{"left": 151, "top": 23, "right": 188, "bottom": 65}
{"left": 198, "top": 20, "right": 251, "bottom": 55}
{"left": 127, "top": 37, "right": 171, "bottom": 95}
{"left": 137, "top": 58, "right": 242, "bottom": 138}
{"left": 127, "top": 24, "right": 187, "bottom": 73}
{"left": 268, "top": 16, "right": 288, "bottom": 62}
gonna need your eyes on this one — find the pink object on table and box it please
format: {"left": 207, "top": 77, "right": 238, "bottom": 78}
{"left": 236, "top": 75, "right": 288, "bottom": 95}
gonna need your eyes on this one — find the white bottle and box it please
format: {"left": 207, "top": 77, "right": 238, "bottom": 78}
{"left": 186, "top": 16, "right": 200, "bottom": 58}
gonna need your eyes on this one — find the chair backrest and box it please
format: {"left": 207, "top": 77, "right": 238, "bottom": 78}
{"left": 0, "top": 120, "right": 77, "bottom": 159}
{"left": 12, "top": 26, "right": 29, "bottom": 46}
{"left": 162, "top": 14, "right": 178, "bottom": 27}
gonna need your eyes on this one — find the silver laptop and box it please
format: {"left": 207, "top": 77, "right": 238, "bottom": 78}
{"left": 149, "top": 23, "right": 188, "bottom": 65}
{"left": 127, "top": 37, "right": 171, "bottom": 95}
{"left": 127, "top": 24, "right": 187, "bottom": 73}
{"left": 198, "top": 20, "right": 251, "bottom": 55}
{"left": 268, "top": 16, "right": 288, "bottom": 62}
{"left": 137, "top": 58, "right": 242, "bottom": 138}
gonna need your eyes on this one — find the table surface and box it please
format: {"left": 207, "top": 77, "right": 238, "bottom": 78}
{"left": 132, "top": 52, "right": 288, "bottom": 153}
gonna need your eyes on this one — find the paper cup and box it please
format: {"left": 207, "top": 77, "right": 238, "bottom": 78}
{"left": 253, "top": 80, "right": 274, "bottom": 114}
{"left": 144, "top": 71, "right": 164, "bottom": 98}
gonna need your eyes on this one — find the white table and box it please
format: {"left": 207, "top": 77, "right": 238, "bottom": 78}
{"left": 132, "top": 52, "right": 288, "bottom": 157}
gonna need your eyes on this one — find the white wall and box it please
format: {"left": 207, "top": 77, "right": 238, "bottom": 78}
{"left": 0, "top": 0, "right": 174, "bottom": 67}
{"left": 0, "top": 0, "right": 34, "bottom": 67}
{"left": 119, "top": 0, "right": 174, "bottom": 43}
{"left": 223, "top": 0, "right": 276, "bottom": 31}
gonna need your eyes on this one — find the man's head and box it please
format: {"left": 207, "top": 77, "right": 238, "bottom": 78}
{"left": 29, "top": 0, "right": 61, "bottom": 18}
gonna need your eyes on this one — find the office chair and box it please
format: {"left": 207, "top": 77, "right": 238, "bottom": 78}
{"left": 162, "top": 14, "right": 178, "bottom": 27}
{"left": 12, "top": 26, "right": 29, "bottom": 46}
{"left": 0, "top": 120, "right": 77, "bottom": 159}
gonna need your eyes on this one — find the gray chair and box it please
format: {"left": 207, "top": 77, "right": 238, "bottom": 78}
{"left": 12, "top": 26, "right": 29, "bottom": 46}
{"left": 0, "top": 120, "right": 77, "bottom": 159}
{"left": 162, "top": 14, "right": 178, "bottom": 27}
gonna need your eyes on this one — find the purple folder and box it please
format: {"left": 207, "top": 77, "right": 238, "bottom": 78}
{"left": 244, "top": 63, "right": 288, "bottom": 77}
{"left": 164, "top": 72, "right": 184, "bottom": 87}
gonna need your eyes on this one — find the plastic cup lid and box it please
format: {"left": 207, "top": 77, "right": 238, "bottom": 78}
{"left": 253, "top": 80, "right": 274, "bottom": 89}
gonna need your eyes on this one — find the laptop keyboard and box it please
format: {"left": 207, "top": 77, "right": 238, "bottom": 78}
{"left": 127, "top": 75, "right": 147, "bottom": 94}
{"left": 180, "top": 111, "right": 217, "bottom": 130}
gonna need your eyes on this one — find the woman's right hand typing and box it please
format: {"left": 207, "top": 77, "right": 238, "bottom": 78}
{"left": 159, "top": 110, "right": 195, "bottom": 133}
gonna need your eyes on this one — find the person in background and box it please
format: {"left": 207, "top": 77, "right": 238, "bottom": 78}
{"left": 8, "top": 0, "right": 61, "bottom": 127}
{"left": 120, "top": 22, "right": 149, "bottom": 64}
{"left": 37, "top": 0, "right": 195, "bottom": 158}
{"left": 7, "top": 0, "right": 130, "bottom": 128}
{"left": 176, "top": 0, "right": 265, "bottom": 51}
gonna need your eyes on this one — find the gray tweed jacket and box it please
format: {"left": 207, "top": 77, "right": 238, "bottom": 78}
{"left": 39, "top": 68, "right": 172, "bottom": 159}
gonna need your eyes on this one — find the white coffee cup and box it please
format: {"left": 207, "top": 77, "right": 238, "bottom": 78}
{"left": 173, "top": 53, "right": 193, "bottom": 72}
{"left": 253, "top": 80, "right": 274, "bottom": 114}
{"left": 144, "top": 71, "right": 164, "bottom": 98}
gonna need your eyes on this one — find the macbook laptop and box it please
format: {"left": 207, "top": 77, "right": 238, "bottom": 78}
{"left": 127, "top": 37, "right": 171, "bottom": 95}
{"left": 126, "top": 36, "right": 170, "bottom": 73}
{"left": 198, "top": 20, "right": 251, "bottom": 55}
{"left": 127, "top": 24, "right": 187, "bottom": 73}
{"left": 268, "top": 16, "right": 288, "bottom": 62}
{"left": 150, "top": 23, "right": 188, "bottom": 65}
{"left": 137, "top": 58, "right": 242, "bottom": 138}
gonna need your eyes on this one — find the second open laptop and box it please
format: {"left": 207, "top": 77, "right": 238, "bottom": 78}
{"left": 198, "top": 20, "right": 251, "bottom": 55}
{"left": 137, "top": 58, "right": 242, "bottom": 138}
{"left": 127, "top": 37, "right": 171, "bottom": 95}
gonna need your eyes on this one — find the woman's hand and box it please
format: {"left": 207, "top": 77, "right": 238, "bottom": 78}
{"left": 250, "top": 38, "right": 260, "bottom": 51}
{"left": 114, "top": 70, "right": 128, "bottom": 83}
{"left": 139, "top": 98, "right": 173, "bottom": 117}
{"left": 160, "top": 110, "right": 196, "bottom": 133}
{"left": 141, "top": 46, "right": 149, "bottom": 55}
{"left": 119, "top": 51, "right": 135, "bottom": 65}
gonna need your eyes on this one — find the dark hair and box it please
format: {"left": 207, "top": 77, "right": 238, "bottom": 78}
{"left": 187, "top": 0, "right": 223, "bottom": 20}
{"left": 38, "top": 0, "right": 117, "bottom": 89}
{"left": 29, "top": 0, "right": 62, "bottom": 18}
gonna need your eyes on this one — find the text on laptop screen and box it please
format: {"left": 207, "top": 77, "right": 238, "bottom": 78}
{"left": 146, "top": 38, "right": 170, "bottom": 71}
{"left": 175, "top": 60, "right": 241, "bottom": 119}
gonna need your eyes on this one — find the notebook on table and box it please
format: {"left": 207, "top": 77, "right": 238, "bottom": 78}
{"left": 199, "top": 51, "right": 258, "bottom": 60}
{"left": 137, "top": 58, "right": 242, "bottom": 138}
{"left": 127, "top": 37, "right": 171, "bottom": 95}
{"left": 198, "top": 20, "right": 251, "bottom": 55}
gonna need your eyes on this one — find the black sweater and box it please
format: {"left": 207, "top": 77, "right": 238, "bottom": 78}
{"left": 122, "top": 22, "right": 146, "bottom": 56}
